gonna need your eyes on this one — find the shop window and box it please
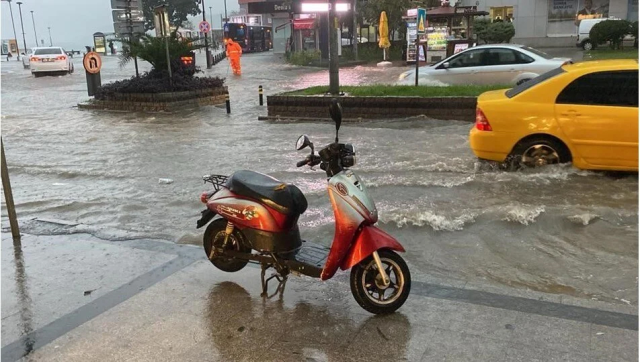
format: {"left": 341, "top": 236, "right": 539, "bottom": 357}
{"left": 490, "top": 6, "right": 514, "bottom": 22}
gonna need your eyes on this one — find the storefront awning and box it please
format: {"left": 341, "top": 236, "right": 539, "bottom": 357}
{"left": 294, "top": 18, "right": 315, "bottom": 30}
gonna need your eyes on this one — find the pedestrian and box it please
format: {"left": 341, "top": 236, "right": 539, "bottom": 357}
{"left": 7, "top": 52, "right": 12, "bottom": 61}
{"left": 225, "top": 38, "right": 242, "bottom": 76}
{"left": 109, "top": 41, "right": 115, "bottom": 55}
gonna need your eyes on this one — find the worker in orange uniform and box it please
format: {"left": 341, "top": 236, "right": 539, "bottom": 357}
{"left": 225, "top": 38, "right": 243, "bottom": 76}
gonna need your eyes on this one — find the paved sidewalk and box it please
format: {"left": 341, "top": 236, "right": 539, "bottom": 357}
{"left": 1, "top": 233, "right": 637, "bottom": 362}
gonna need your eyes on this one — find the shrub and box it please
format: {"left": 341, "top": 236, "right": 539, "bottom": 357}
{"left": 119, "top": 34, "right": 203, "bottom": 74}
{"left": 287, "top": 50, "right": 321, "bottom": 66}
{"left": 590, "top": 20, "right": 632, "bottom": 49}
{"left": 94, "top": 71, "right": 225, "bottom": 100}
{"left": 473, "top": 18, "right": 491, "bottom": 44}
{"left": 485, "top": 21, "right": 516, "bottom": 43}
{"left": 341, "top": 40, "right": 404, "bottom": 61}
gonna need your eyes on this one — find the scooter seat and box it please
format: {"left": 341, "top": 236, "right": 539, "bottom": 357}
{"left": 225, "top": 170, "right": 308, "bottom": 216}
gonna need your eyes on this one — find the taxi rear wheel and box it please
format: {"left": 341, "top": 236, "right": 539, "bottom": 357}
{"left": 506, "top": 137, "right": 571, "bottom": 170}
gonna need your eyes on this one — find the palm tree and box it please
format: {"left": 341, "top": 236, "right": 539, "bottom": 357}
{"left": 118, "top": 34, "right": 204, "bottom": 76}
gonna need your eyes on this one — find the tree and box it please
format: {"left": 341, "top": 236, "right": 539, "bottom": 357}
{"left": 119, "top": 34, "right": 203, "bottom": 75}
{"left": 632, "top": 21, "right": 638, "bottom": 48}
{"left": 142, "top": 0, "right": 201, "bottom": 31}
{"left": 358, "top": 0, "right": 412, "bottom": 32}
{"left": 590, "top": 20, "right": 632, "bottom": 49}
{"left": 486, "top": 21, "right": 515, "bottom": 43}
{"left": 473, "top": 18, "right": 491, "bottom": 43}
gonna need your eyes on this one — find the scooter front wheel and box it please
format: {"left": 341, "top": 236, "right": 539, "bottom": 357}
{"left": 350, "top": 249, "right": 411, "bottom": 314}
{"left": 203, "top": 218, "right": 250, "bottom": 272}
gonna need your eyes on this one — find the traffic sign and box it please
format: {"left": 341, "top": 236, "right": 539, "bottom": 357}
{"left": 199, "top": 20, "right": 211, "bottom": 33}
{"left": 417, "top": 8, "right": 426, "bottom": 35}
{"left": 113, "top": 21, "right": 145, "bottom": 35}
{"left": 110, "top": 0, "right": 142, "bottom": 10}
{"left": 83, "top": 52, "right": 102, "bottom": 74}
{"left": 112, "top": 9, "right": 144, "bottom": 23}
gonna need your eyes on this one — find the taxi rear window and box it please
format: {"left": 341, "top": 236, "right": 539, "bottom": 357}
{"left": 506, "top": 67, "right": 566, "bottom": 98}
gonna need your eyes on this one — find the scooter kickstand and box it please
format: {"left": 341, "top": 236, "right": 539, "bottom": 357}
{"left": 260, "top": 263, "right": 288, "bottom": 299}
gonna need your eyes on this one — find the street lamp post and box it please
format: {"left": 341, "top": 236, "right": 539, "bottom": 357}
{"left": 209, "top": 6, "right": 214, "bottom": 47}
{"left": 201, "top": 0, "right": 211, "bottom": 69}
{"left": 30, "top": 11, "right": 38, "bottom": 47}
{"left": 3, "top": 0, "right": 21, "bottom": 60}
{"left": 48, "top": 27, "right": 52, "bottom": 46}
{"left": 328, "top": 0, "right": 340, "bottom": 95}
{"left": 16, "top": 2, "right": 28, "bottom": 57}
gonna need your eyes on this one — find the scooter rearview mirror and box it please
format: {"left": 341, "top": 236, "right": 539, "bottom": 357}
{"left": 296, "top": 134, "right": 311, "bottom": 151}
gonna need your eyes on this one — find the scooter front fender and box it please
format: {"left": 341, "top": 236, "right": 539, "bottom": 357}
{"left": 340, "top": 226, "right": 405, "bottom": 271}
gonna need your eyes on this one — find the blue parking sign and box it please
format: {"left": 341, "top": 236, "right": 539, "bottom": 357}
{"left": 417, "top": 8, "right": 426, "bottom": 35}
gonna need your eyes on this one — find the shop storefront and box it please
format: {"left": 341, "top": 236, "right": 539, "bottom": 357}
{"left": 456, "top": 0, "right": 637, "bottom": 47}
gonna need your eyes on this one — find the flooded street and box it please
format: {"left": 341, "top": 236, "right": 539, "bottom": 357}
{"left": 1, "top": 52, "right": 637, "bottom": 305}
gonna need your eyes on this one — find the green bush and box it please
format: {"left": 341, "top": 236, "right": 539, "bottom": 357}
{"left": 632, "top": 21, "right": 638, "bottom": 48}
{"left": 119, "top": 34, "right": 202, "bottom": 74}
{"left": 590, "top": 20, "right": 632, "bottom": 49}
{"left": 473, "top": 18, "right": 491, "bottom": 44}
{"left": 486, "top": 22, "right": 516, "bottom": 43}
{"left": 341, "top": 40, "right": 404, "bottom": 62}
{"left": 287, "top": 49, "right": 321, "bottom": 66}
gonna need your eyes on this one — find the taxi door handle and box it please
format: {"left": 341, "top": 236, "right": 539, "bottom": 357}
{"left": 561, "top": 110, "right": 581, "bottom": 117}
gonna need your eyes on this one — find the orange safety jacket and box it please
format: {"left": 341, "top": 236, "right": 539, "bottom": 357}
{"left": 226, "top": 42, "right": 243, "bottom": 58}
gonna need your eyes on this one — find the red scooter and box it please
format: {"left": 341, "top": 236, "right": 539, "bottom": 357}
{"left": 196, "top": 100, "right": 411, "bottom": 314}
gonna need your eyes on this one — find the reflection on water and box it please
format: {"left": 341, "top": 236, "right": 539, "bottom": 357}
{"left": 205, "top": 282, "right": 411, "bottom": 361}
{"left": 12, "top": 239, "right": 35, "bottom": 357}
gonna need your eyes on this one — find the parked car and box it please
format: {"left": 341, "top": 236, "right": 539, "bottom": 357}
{"left": 469, "top": 59, "right": 638, "bottom": 172}
{"left": 576, "top": 17, "right": 634, "bottom": 50}
{"left": 21, "top": 49, "right": 33, "bottom": 69}
{"left": 397, "top": 44, "right": 572, "bottom": 86}
{"left": 30, "top": 47, "right": 74, "bottom": 77}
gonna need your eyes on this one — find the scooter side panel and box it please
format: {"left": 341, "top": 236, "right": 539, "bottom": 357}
{"left": 340, "top": 226, "right": 406, "bottom": 271}
{"left": 207, "top": 189, "right": 289, "bottom": 232}
{"left": 328, "top": 171, "right": 378, "bottom": 223}
{"left": 320, "top": 187, "right": 364, "bottom": 280}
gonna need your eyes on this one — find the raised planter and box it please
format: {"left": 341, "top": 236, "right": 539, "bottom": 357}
{"left": 266, "top": 95, "right": 477, "bottom": 122}
{"left": 78, "top": 87, "right": 228, "bottom": 112}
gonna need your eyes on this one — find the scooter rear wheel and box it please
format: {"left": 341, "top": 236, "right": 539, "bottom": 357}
{"left": 350, "top": 249, "right": 411, "bottom": 314}
{"left": 203, "top": 218, "right": 250, "bottom": 272}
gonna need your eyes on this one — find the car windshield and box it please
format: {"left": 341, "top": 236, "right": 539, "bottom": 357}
{"left": 34, "top": 48, "right": 62, "bottom": 55}
{"left": 505, "top": 67, "right": 566, "bottom": 98}
{"left": 521, "top": 46, "right": 552, "bottom": 59}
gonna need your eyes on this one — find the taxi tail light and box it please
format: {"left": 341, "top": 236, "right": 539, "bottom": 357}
{"left": 56, "top": 55, "right": 67, "bottom": 61}
{"left": 475, "top": 108, "right": 492, "bottom": 131}
{"left": 30, "top": 57, "right": 39, "bottom": 62}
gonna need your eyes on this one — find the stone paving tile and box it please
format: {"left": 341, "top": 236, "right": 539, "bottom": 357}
{"left": 589, "top": 325, "right": 639, "bottom": 362}
{"left": 509, "top": 314, "right": 591, "bottom": 354}
{"left": 504, "top": 343, "right": 590, "bottom": 362}
{"left": 419, "top": 328, "right": 510, "bottom": 362}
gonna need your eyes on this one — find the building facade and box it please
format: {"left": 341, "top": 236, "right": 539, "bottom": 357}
{"left": 457, "top": 0, "right": 638, "bottom": 46}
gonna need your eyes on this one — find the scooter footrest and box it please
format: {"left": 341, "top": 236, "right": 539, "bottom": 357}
{"left": 293, "top": 242, "right": 329, "bottom": 269}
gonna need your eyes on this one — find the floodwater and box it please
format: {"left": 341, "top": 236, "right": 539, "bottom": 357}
{"left": 1, "top": 51, "right": 637, "bottom": 305}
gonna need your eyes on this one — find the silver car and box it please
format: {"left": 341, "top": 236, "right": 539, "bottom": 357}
{"left": 398, "top": 44, "right": 572, "bottom": 86}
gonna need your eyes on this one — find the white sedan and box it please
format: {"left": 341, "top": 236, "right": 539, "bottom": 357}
{"left": 398, "top": 44, "right": 572, "bottom": 86}
{"left": 30, "top": 47, "right": 74, "bottom": 77}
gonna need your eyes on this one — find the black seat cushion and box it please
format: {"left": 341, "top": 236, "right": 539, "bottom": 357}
{"left": 225, "top": 170, "right": 307, "bottom": 216}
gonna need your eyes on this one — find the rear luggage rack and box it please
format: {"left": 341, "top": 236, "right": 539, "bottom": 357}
{"left": 203, "top": 174, "right": 229, "bottom": 191}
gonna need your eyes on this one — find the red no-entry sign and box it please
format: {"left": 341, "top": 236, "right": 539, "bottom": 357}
{"left": 199, "top": 21, "right": 211, "bottom": 33}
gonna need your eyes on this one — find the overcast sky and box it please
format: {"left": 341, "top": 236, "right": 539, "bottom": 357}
{"left": 1, "top": 0, "right": 238, "bottom": 51}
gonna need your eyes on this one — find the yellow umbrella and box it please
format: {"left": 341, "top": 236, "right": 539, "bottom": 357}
{"left": 378, "top": 11, "right": 391, "bottom": 60}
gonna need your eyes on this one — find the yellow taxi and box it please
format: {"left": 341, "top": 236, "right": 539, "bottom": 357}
{"left": 469, "top": 59, "right": 638, "bottom": 171}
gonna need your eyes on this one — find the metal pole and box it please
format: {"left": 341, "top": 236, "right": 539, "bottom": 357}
{"left": 414, "top": 39, "right": 420, "bottom": 87}
{"left": 48, "top": 27, "right": 52, "bottom": 46}
{"left": 1, "top": 138, "right": 21, "bottom": 242}
{"left": 30, "top": 11, "right": 38, "bottom": 47}
{"left": 352, "top": 0, "right": 358, "bottom": 61}
{"left": 4, "top": 0, "right": 21, "bottom": 61}
{"left": 162, "top": 12, "right": 172, "bottom": 86}
{"left": 16, "top": 2, "right": 28, "bottom": 58}
{"left": 328, "top": 0, "right": 340, "bottom": 95}
{"left": 209, "top": 6, "right": 214, "bottom": 46}
{"left": 223, "top": 0, "right": 228, "bottom": 20}
{"left": 202, "top": 0, "right": 211, "bottom": 69}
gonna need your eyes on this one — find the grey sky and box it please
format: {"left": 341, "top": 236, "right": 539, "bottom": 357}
{"left": 2, "top": 0, "right": 238, "bottom": 51}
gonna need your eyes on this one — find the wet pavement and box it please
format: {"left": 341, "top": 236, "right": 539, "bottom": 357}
{"left": 1, "top": 48, "right": 638, "bottom": 360}
{"left": 2, "top": 232, "right": 637, "bottom": 362}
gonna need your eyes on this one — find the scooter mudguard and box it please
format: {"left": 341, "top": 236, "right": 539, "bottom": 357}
{"left": 340, "top": 226, "right": 405, "bottom": 271}
{"left": 196, "top": 209, "right": 216, "bottom": 229}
